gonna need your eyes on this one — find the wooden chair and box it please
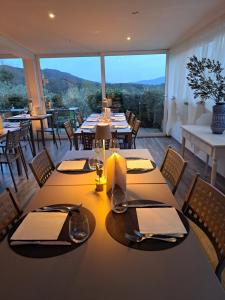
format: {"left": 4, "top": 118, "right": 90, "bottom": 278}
{"left": 64, "top": 121, "right": 75, "bottom": 150}
{"left": 29, "top": 149, "right": 55, "bottom": 187}
{"left": 0, "top": 188, "right": 22, "bottom": 241}
{"left": 125, "top": 110, "right": 131, "bottom": 121}
{"left": 128, "top": 113, "right": 136, "bottom": 127}
{"left": 0, "top": 129, "right": 28, "bottom": 192}
{"left": 182, "top": 174, "right": 225, "bottom": 281}
{"left": 131, "top": 119, "right": 141, "bottom": 149}
{"left": 19, "top": 120, "right": 33, "bottom": 155}
{"left": 160, "top": 146, "right": 187, "bottom": 194}
{"left": 37, "top": 111, "right": 61, "bottom": 149}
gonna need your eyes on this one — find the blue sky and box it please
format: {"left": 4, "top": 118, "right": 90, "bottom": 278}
{"left": 0, "top": 54, "right": 166, "bottom": 83}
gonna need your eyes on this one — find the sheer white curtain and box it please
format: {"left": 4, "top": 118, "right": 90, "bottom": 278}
{"left": 166, "top": 16, "right": 225, "bottom": 139}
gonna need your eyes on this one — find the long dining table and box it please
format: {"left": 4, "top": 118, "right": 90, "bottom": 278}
{"left": 0, "top": 149, "right": 224, "bottom": 300}
{"left": 74, "top": 113, "right": 133, "bottom": 150}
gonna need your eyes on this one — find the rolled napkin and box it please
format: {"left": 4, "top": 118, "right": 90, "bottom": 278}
{"left": 57, "top": 160, "right": 86, "bottom": 171}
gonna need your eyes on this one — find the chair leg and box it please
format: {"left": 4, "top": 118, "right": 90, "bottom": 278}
{"left": 52, "top": 129, "right": 58, "bottom": 149}
{"left": 7, "top": 161, "right": 17, "bottom": 192}
{"left": 56, "top": 127, "right": 61, "bottom": 145}
{"left": 37, "top": 131, "right": 40, "bottom": 149}
{"left": 19, "top": 147, "right": 29, "bottom": 179}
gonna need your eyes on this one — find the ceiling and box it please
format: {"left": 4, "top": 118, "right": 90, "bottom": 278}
{"left": 0, "top": 0, "right": 225, "bottom": 57}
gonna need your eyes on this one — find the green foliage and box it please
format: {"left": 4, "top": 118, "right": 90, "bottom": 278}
{"left": 186, "top": 55, "right": 225, "bottom": 103}
{"left": 0, "top": 69, "right": 14, "bottom": 85}
{"left": 51, "top": 94, "right": 64, "bottom": 108}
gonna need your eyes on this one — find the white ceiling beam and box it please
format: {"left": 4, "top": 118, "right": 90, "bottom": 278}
{"left": 0, "top": 34, "right": 34, "bottom": 59}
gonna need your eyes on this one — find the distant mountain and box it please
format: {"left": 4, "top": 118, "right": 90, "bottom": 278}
{"left": 0, "top": 65, "right": 165, "bottom": 94}
{"left": 135, "top": 76, "right": 165, "bottom": 85}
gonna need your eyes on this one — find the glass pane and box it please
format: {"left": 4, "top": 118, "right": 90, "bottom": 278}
{"left": 0, "top": 58, "right": 28, "bottom": 113}
{"left": 105, "top": 54, "right": 166, "bottom": 132}
{"left": 40, "top": 57, "right": 102, "bottom": 125}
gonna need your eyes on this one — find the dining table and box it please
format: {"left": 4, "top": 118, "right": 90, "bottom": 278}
{"left": 7, "top": 113, "right": 52, "bottom": 155}
{"left": 74, "top": 113, "right": 132, "bottom": 150}
{"left": 0, "top": 148, "right": 224, "bottom": 300}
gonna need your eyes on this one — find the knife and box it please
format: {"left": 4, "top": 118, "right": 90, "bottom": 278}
{"left": 121, "top": 203, "right": 171, "bottom": 208}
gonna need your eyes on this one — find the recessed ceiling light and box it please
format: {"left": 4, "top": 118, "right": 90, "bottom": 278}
{"left": 126, "top": 36, "right": 131, "bottom": 41}
{"left": 48, "top": 12, "right": 55, "bottom": 19}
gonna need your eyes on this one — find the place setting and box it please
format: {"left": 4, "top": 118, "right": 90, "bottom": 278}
{"left": 105, "top": 153, "right": 189, "bottom": 251}
{"left": 8, "top": 203, "right": 96, "bottom": 258}
{"left": 126, "top": 157, "right": 156, "bottom": 173}
{"left": 56, "top": 158, "right": 96, "bottom": 174}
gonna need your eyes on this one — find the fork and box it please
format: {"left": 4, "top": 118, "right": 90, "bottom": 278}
{"left": 134, "top": 229, "right": 184, "bottom": 238}
{"left": 125, "top": 232, "right": 177, "bottom": 243}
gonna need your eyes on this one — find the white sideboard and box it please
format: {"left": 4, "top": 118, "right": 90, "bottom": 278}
{"left": 181, "top": 125, "right": 225, "bottom": 185}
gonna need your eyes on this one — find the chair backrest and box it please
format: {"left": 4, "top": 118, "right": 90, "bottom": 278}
{"left": 77, "top": 112, "right": 84, "bottom": 127}
{"left": 128, "top": 113, "right": 135, "bottom": 126}
{"left": 0, "top": 188, "right": 22, "bottom": 241}
{"left": 125, "top": 110, "right": 131, "bottom": 121}
{"left": 182, "top": 175, "right": 225, "bottom": 280}
{"left": 64, "top": 121, "right": 74, "bottom": 141}
{"left": 29, "top": 149, "right": 55, "bottom": 187}
{"left": 160, "top": 146, "right": 187, "bottom": 194}
{"left": 5, "top": 129, "right": 21, "bottom": 151}
{"left": 50, "top": 111, "right": 59, "bottom": 127}
{"left": 81, "top": 131, "right": 95, "bottom": 150}
{"left": 20, "top": 121, "right": 30, "bottom": 139}
{"left": 4, "top": 111, "right": 12, "bottom": 119}
{"left": 132, "top": 119, "right": 141, "bottom": 136}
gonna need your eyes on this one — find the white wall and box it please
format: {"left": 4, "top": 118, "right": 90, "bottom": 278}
{"left": 166, "top": 15, "right": 225, "bottom": 175}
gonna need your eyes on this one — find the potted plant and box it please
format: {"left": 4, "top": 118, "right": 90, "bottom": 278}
{"left": 186, "top": 55, "right": 225, "bottom": 134}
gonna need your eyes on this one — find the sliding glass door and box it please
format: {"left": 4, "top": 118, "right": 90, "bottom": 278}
{"left": 104, "top": 54, "right": 166, "bottom": 133}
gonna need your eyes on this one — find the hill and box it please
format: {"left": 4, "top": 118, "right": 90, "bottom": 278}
{"left": 136, "top": 76, "right": 165, "bottom": 85}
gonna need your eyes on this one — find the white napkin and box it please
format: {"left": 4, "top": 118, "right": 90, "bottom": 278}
{"left": 57, "top": 160, "right": 86, "bottom": 171}
{"left": 127, "top": 159, "right": 153, "bottom": 170}
{"left": 136, "top": 207, "right": 187, "bottom": 234}
{"left": 11, "top": 212, "right": 68, "bottom": 241}
{"left": 86, "top": 117, "right": 98, "bottom": 122}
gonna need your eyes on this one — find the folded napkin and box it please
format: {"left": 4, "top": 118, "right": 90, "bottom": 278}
{"left": 81, "top": 125, "right": 95, "bottom": 129}
{"left": 126, "top": 159, "right": 153, "bottom": 170}
{"left": 57, "top": 160, "right": 86, "bottom": 171}
{"left": 10, "top": 212, "right": 68, "bottom": 244}
{"left": 106, "top": 153, "right": 127, "bottom": 193}
{"left": 136, "top": 207, "right": 187, "bottom": 234}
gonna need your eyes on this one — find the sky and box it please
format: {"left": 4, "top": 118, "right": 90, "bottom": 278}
{"left": 0, "top": 54, "right": 166, "bottom": 83}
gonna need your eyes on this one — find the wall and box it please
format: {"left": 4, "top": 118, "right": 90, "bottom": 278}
{"left": 166, "top": 15, "right": 225, "bottom": 175}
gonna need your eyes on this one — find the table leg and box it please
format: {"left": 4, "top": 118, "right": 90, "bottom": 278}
{"left": 29, "top": 122, "right": 36, "bottom": 156}
{"left": 181, "top": 136, "right": 185, "bottom": 157}
{"left": 204, "top": 154, "right": 209, "bottom": 177}
{"left": 211, "top": 152, "right": 217, "bottom": 185}
{"left": 16, "top": 157, "right": 22, "bottom": 176}
{"left": 40, "top": 119, "right": 46, "bottom": 148}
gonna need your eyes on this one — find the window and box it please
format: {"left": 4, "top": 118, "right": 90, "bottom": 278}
{"left": 105, "top": 54, "right": 166, "bottom": 131}
{"left": 40, "top": 57, "right": 101, "bottom": 117}
{"left": 0, "top": 58, "right": 28, "bottom": 110}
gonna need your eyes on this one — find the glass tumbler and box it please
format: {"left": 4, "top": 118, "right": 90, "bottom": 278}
{"left": 69, "top": 213, "right": 90, "bottom": 243}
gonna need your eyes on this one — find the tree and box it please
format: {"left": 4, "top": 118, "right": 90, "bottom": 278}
{"left": 0, "top": 69, "right": 14, "bottom": 85}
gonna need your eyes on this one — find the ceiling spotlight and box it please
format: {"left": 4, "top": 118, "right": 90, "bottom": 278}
{"left": 48, "top": 12, "right": 55, "bottom": 19}
{"left": 126, "top": 36, "right": 131, "bottom": 41}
